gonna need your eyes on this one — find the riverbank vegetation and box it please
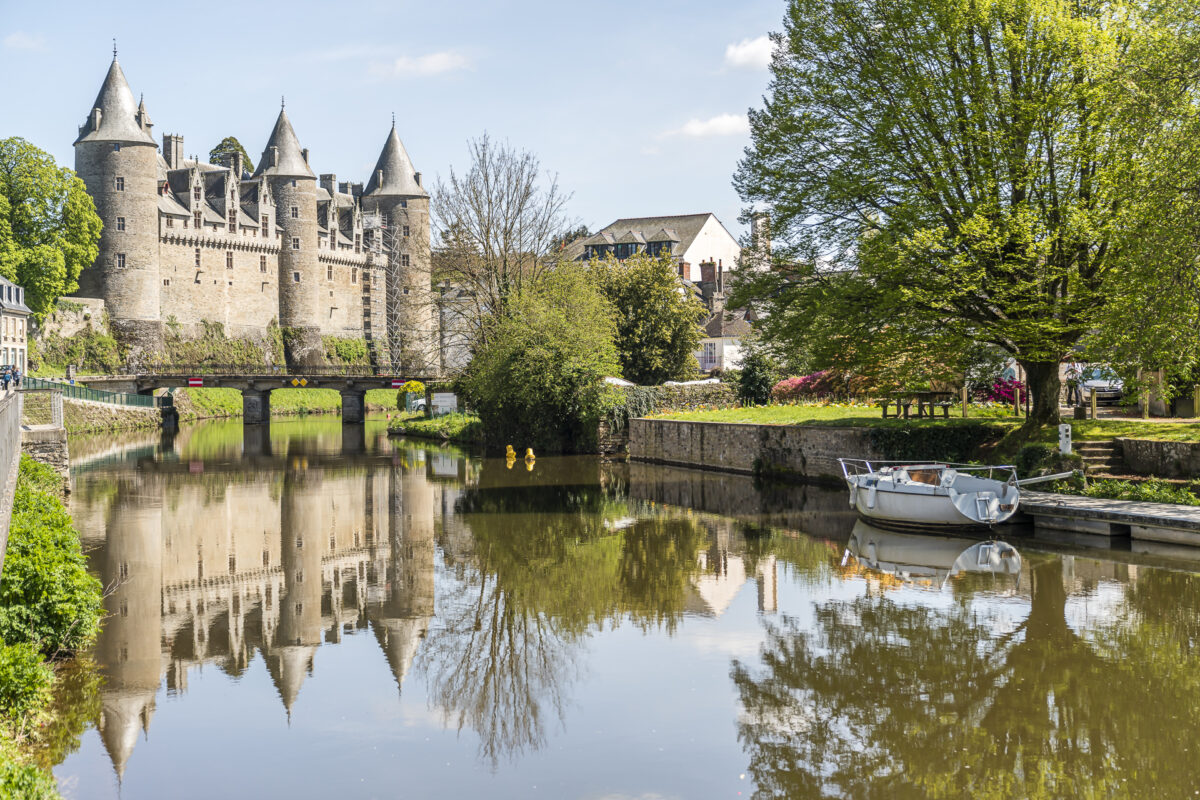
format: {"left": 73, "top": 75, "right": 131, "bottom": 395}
{"left": 1050, "top": 478, "right": 1200, "bottom": 507}
{"left": 388, "top": 412, "right": 483, "bottom": 445}
{"left": 0, "top": 456, "right": 104, "bottom": 798}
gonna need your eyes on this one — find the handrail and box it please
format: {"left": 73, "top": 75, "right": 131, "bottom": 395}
{"left": 133, "top": 363, "right": 441, "bottom": 379}
{"left": 24, "top": 376, "right": 161, "bottom": 408}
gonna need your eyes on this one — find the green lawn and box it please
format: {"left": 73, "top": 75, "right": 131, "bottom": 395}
{"left": 654, "top": 404, "right": 1200, "bottom": 442}
{"left": 387, "top": 412, "right": 483, "bottom": 444}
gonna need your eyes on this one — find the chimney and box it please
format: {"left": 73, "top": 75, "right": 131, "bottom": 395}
{"left": 231, "top": 150, "right": 244, "bottom": 179}
{"left": 414, "top": 171, "right": 422, "bottom": 187}
{"left": 678, "top": 261, "right": 689, "bottom": 280}
{"left": 320, "top": 174, "right": 337, "bottom": 195}
{"left": 301, "top": 148, "right": 309, "bottom": 165}
{"left": 699, "top": 260, "right": 716, "bottom": 285}
{"left": 90, "top": 108, "right": 103, "bottom": 130}
{"left": 718, "top": 260, "right": 724, "bottom": 292}
{"left": 163, "top": 133, "right": 184, "bottom": 170}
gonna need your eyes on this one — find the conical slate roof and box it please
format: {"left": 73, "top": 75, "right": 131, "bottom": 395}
{"left": 253, "top": 109, "right": 316, "bottom": 179}
{"left": 74, "top": 57, "right": 156, "bottom": 146}
{"left": 364, "top": 124, "right": 426, "bottom": 197}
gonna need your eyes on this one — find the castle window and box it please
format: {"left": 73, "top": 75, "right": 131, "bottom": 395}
{"left": 116, "top": 253, "right": 126, "bottom": 268}
{"left": 291, "top": 179, "right": 297, "bottom": 187}
{"left": 400, "top": 199, "right": 407, "bottom": 208}
{"left": 262, "top": 550, "right": 270, "bottom": 567}
{"left": 403, "top": 225, "right": 410, "bottom": 237}
{"left": 166, "top": 217, "right": 174, "bottom": 228}
{"left": 194, "top": 212, "right": 202, "bottom": 228}
{"left": 292, "top": 272, "right": 300, "bottom": 282}
{"left": 290, "top": 206, "right": 298, "bottom": 219}
{"left": 351, "top": 268, "right": 357, "bottom": 284}
{"left": 230, "top": 188, "right": 236, "bottom": 200}
{"left": 113, "top": 143, "right": 120, "bottom": 152}
{"left": 163, "top": 278, "right": 171, "bottom": 286}
{"left": 228, "top": 210, "right": 237, "bottom": 232}
{"left": 115, "top": 176, "right": 124, "bottom": 191}
{"left": 291, "top": 237, "right": 300, "bottom": 251}
{"left": 261, "top": 214, "right": 269, "bottom": 229}
{"left": 354, "top": 234, "right": 361, "bottom": 253}
{"left": 401, "top": 254, "right": 410, "bottom": 267}
{"left": 116, "top": 217, "right": 125, "bottom": 231}
{"left": 226, "top": 251, "right": 234, "bottom": 269}
{"left": 260, "top": 255, "right": 267, "bottom": 273}
{"left": 193, "top": 186, "right": 201, "bottom": 200}
{"left": 326, "top": 265, "right": 332, "bottom": 281}
{"left": 331, "top": 233, "right": 337, "bottom": 251}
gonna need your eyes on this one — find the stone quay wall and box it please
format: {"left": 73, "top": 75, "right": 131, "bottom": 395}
{"left": 0, "top": 392, "right": 23, "bottom": 575}
{"left": 599, "top": 384, "right": 737, "bottom": 456}
{"left": 628, "top": 418, "right": 886, "bottom": 483}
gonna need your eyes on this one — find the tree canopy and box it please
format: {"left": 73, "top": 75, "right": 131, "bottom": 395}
{"left": 734, "top": 0, "right": 1200, "bottom": 424}
{"left": 209, "top": 136, "right": 254, "bottom": 172}
{"left": 0, "top": 138, "right": 102, "bottom": 321}
{"left": 590, "top": 253, "right": 707, "bottom": 384}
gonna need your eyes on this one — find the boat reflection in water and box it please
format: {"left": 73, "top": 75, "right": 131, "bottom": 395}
{"left": 844, "top": 519, "right": 1022, "bottom": 590}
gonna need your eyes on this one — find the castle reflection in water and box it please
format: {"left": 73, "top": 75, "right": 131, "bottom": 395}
{"left": 71, "top": 435, "right": 779, "bottom": 779}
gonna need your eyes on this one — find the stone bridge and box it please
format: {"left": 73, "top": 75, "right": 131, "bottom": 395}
{"left": 77, "top": 365, "right": 441, "bottom": 425}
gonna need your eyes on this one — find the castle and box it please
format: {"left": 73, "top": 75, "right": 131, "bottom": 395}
{"left": 73, "top": 52, "right": 435, "bottom": 369}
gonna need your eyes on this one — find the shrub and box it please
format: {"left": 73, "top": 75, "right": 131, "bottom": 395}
{"left": 867, "top": 423, "right": 1006, "bottom": 462}
{"left": 0, "top": 644, "right": 52, "bottom": 725}
{"left": 461, "top": 264, "right": 622, "bottom": 453}
{"left": 738, "top": 350, "right": 778, "bottom": 405}
{"left": 31, "top": 328, "right": 125, "bottom": 375}
{"left": 323, "top": 335, "right": 371, "bottom": 366}
{"left": 0, "top": 737, "right": 58, "bottom": 800}
{"left": 0, "top": 457, "right": 103, "bottom": 657}
{"left": 979, "top": 378, "right": 1026, "bottom": 405}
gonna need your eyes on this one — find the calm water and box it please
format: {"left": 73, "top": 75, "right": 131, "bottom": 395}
{"left": 49, "top": 417, "right": 1200, "bottom": 798}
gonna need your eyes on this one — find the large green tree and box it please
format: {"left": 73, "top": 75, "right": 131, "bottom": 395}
{"left": 209, "top": 136, "right": 254, "bottom": 172}
{"left": 0, "top": 138, "right": 102, "bottom": 321}
{"left": 734, "top": 0, "right": 1200, "bottom": 426}
{"left": 459, "top": 262, "right": 622, "bottom": 453}
{"left": 590, "top": 253, "right": 707, "bottom": 384}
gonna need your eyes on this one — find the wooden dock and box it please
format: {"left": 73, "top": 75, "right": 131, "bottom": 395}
{"left": 1018, "top": 490, "right": 1200, "bottom": 546}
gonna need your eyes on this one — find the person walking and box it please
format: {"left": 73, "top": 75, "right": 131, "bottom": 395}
{"left": 1065, "top": 361, "right": 1082, "bottom": 406}
{"left": 13, "top": 366, "right": 20, "bottom": 388}
{"left": 2, "top": 368, "right": 11, "bottom": 393}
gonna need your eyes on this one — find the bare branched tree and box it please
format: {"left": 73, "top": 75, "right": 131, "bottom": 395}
{"left": 433, "top": 134, "right": 575, "bottom": 357}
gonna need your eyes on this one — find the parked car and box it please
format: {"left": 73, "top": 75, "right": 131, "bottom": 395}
{"left": 1080, "top": 365, "right": 1123, "bottom": 405}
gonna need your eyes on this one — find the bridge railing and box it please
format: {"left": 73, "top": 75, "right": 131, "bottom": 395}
{"left": 24, "top": 376, "right": 161, "bottom": 408}
{"left": 136, "top": 363, "right": 439, "bottom": 379}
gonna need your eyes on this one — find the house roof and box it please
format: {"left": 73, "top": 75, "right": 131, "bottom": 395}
{"left": 253, "top": 109, "right": 316, "bottom": 179}
{"left": 704, "top": 306, "right": 756, "bottom": 338}
{"left": 74, "top": 57, "right": 156, "bottom": 146}
{"left": 566, "top": 213, "right": 719, "bottom": 260}
{"left": 364, "top": 124, "right": 426, "bottom": 198}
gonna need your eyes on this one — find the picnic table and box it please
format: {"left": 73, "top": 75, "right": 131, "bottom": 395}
{"left": 879, "top": 391, "right": 955, "bottom": 419}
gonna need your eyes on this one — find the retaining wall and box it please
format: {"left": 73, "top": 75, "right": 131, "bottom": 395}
{"left": 0, "top": 392, "right": 22, "bottom": 575}
{"left": 601, "top": 384, "right": 738, "bottom": 456}
{"left": 628, "top": 418, "right": 886, "bottom": 483}
{"left": 1118, "top": 437, "right": 1200, "bottom": 478}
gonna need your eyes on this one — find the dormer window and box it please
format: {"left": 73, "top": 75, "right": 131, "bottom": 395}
{"left": 228, "top": 210, "right": 237, "bottom": 232}
{"left": 354, "top": 234, "right": 361, "bottom": 253}
{"left": 193, "top": 186, "right": 201, "bottom": 201}
{"left": 194, "top": 211, "right": 201, "bottom": 229}
{"left": 261, "top": 214, "right": 269, "bottom": 230}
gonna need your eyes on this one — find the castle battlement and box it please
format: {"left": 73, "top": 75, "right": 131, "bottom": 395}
{"left": 73, "top": 53, "right": 436, "bottom": 370}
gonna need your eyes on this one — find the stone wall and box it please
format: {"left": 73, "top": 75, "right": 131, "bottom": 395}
{"left": 0, "top": 393, "right": 22, "bottom": 574}
{"left": 40, "top": 298, "right": 107, "bottom": 340}
{"left": 21, "top": 426, "right": 69, "bottom": 480}
{"left": 628, "top": 418, "right": 887, "bottom": 483}
{"left": 1117, "top": 437, "right": 1200, "bottom": 478}
{"left": 600, "top": 383, "right": 738, "bottom": 456}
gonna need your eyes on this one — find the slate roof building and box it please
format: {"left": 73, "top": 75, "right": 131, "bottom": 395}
{"left": 565, "top": 213, "right": 740, "bottom": 283}
{"left": 0, "top": 277, "right": 31, "bottom": 373}
{"left": 72, "top": 53, "right": 435, "bottom": 369}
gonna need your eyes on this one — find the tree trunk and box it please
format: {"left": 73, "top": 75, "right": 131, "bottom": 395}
{"left": 1020, "top": 360, "right": 1061, "bottom": 428}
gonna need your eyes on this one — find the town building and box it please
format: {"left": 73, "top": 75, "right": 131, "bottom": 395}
{"left": 565, "top": 212, "right": 740, "bottom": 283}
{"left": 72, "top": 53, "right": 436, "bottom": 369}
{"left": 0, "top": 277, "right": 31, "bottom": 373}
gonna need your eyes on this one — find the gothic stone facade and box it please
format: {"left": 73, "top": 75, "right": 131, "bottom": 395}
{"left": 73, "top": 55, "right": 435, "bottom": 369}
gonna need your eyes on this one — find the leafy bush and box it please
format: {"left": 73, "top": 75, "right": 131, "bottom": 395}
{"left": 867, "top": 423, "right": 1006, "bottom": 462}
{"left": 1015, "top": 443, "right": 1083, "bottom": 478}
{"left": 460, "top": 264, "right": 622, "bottom": 453}
{"left": 31, "top": 328, "right": 125, "bottom": 375}
{"left": 0, "top": 736, "right": 58, "bottom": 800}
{"left": 772, "top": 370, "right": 838, "bottom": 401}
{"left": 1053, "top": 478, "right": 1200, "bottom": 506}
{"left": 738, "top": 350, "right": 779, "bottom": 405}
{"left": 979, "top": 378, "right": 1026, "bottom": 405}
{"left": 323, "top": 335, "right": 371, "bottom": 366}
{"left": 0, "top": 644, "right": 51, "bottom": 725}
{"left": 0, "top": 457, "right": 102, "bottom": 656}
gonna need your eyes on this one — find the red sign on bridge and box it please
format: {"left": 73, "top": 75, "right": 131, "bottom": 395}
{"left": 188, "top": 378, "right": 203, "bottom": 387}
{"left": 391, "top": 379, "right": 403, "bottom": 388}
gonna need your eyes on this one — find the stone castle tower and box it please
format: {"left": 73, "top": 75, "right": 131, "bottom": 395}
{"left": 73, "top": 53, "right": 436, "bottom": 370}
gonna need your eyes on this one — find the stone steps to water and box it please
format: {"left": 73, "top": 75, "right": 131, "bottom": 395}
{"left": 1075, "top": 439, "right": 1129, "bottom": 477}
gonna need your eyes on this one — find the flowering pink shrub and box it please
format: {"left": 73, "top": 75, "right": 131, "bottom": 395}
{"left": 979, "top": 379, "right": 1026, "bottom": 405}
{"left": 772, "top": 371, "right": 839, "bottom": 402}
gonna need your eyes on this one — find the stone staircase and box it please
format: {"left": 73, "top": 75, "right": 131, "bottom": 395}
{"left": 1076, "top": 439, "right": 1127, "bottom": 476}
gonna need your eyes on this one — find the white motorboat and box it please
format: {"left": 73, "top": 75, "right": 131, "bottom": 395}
{"left": 845, "top": 519, "right": 1022, "bottom": 588}
{"left": 838, "top": 459, "right": 1024, "bottom": 528}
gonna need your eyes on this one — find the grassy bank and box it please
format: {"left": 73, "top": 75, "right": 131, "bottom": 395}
{"left": 387, "top": 412, "right": 483, "bottom": 445}
{"left": 655, "top": 403, "right": 1200, "bottom": 442}
{"left": 1048, "top": 477, "right": 1200, "bottom": 506}
{"left": 0, "top": 457, "right": 104, "bottom": 798}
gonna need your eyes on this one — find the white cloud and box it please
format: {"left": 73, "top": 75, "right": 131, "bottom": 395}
{"left": 2, "top": 32, "right": 46, "bottom": 51}
{"left": 369, "top": 51, "right": 470, "bottom": 78}
{"left": 724, "top": 35, "right": 772, "bottom": 69}
{"left": 660, "top": 113, "right": 750, "bottom": 139}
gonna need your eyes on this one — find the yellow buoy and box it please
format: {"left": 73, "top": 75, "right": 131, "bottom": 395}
{"left": 506, "top": 445, "right": 516, "bottom": 457}
{"left": 525, "top": 460, "right": 535, "bottom": 471}
{"left": 505, "top": 457, "right": 515, "bottom": 470}
{"left": 525, "top": 448, "right": 535, "bottom": 461}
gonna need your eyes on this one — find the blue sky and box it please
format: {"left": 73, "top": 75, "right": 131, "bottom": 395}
{"left": 0, "top": 0, "right": 781, "bottom": 238}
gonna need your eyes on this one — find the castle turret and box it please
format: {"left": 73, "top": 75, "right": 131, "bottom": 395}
{"left": 74, "top": 54, "right": 162, "bottom": 354}
{"left": 253, "top": 108, "right": 323, "bottom": 366}
{"left": 362, "top": 122, "right": 435, "bottom": 372}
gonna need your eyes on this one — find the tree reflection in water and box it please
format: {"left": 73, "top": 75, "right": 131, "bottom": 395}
{"left": 418, "top": 457, "right": 711, "bottom": 766}
{"left": 732, "top": 555, "right": 1200, "bottom": 798}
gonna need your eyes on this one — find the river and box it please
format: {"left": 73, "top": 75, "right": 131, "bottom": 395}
{"left": 49, "top": 416, "right": 1200, "bottom": 798}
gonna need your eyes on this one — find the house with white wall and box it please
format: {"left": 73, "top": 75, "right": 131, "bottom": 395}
{"left": 566, "top": 213, "right": 740, "bottom": 282}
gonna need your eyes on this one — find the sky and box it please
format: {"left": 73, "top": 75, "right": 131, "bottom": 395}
{"left": 0, "top": 0, "right": 782, "bottom": 239}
